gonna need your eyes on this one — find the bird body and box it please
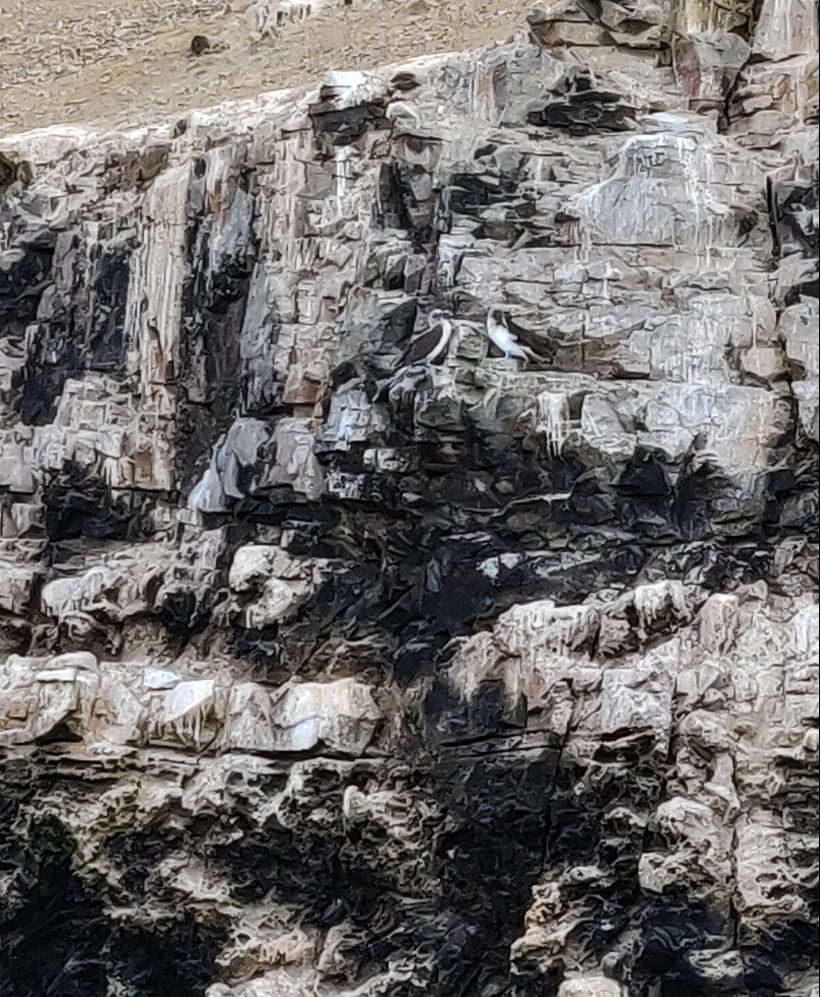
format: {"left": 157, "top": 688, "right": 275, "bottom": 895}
{"left": 371, "top": 309, "right": 454, "bottom": 403}
{"left": 320, "top": 898, "right": 347, "bottom": 927}
{"left": 485, "top": 308, "right": 551, "bottom": 365}
{"left": 398, "top": 310, "right": 453, "bottom": 367}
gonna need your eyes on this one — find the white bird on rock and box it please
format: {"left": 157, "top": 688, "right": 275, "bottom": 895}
{"left": 398, "top": 308, "right": 453, "bottom": 367}
{"left": 485, "top": 307, "right": 552, "bottom": 366}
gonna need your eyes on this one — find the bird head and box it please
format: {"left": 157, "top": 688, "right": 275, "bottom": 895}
{"left": 428, "top": 308, "right": 446, "bottom": 323}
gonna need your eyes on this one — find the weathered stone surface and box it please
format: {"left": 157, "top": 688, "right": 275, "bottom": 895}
{"left": 0, "top": 5, "right": 818, "bottom": 997}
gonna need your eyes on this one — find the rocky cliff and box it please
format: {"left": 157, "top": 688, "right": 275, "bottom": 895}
{"left": 0, "top": 2, "right": 818, "bottom": 995}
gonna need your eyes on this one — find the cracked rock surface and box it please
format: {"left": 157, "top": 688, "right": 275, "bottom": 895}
{"left": 0, "top": 3, "right": 818, "bottom": 995}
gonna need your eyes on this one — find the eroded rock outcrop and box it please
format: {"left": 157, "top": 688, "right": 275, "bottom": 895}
{"left": 0, "top": 3, "right": 818, "bottom": 995}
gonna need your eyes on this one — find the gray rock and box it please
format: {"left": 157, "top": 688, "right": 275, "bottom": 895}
{"left": 0, "top": 11, "right": 817, "bottom": 997}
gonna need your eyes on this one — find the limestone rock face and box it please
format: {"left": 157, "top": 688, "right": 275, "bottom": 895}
{"left": 0, "top": 4, "right": 818, "bottom": 996}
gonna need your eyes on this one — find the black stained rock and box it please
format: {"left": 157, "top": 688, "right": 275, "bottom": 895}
{"left": 0, "top": 246, "right": 53, "bottom": 332}
{"left": 0, "top": 813, "right": 226, "bottom": 997}
{"left": 375, "top": 161, "right": 437, "bottom": 247}
{"left": 43, "top": 461, "right": 148, "bottom": 542}
{"left": 309, "top": 102, "right": 389, "bottom": 147}
{"left": 85, "top": 241, "right": 131, "bottom": 373}
{"left": 175, "top": 152, "right": 257, "bottom": 491}
{"left": 527, "top": 70, "right": 636, "bottom": 135}
{"left": 769, "top": 169, "right": 819, "bottom": 302}
{"left": 0, "top": 152, "right": 32, "bottom": 195}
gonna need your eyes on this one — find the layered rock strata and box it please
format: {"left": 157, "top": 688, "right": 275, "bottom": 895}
{"left": 0, "top": 3, "right": 818, "bottom": 995}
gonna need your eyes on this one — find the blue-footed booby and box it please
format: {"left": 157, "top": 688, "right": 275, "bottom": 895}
{"left": 398, "top": 308, "right": 453, "bottom": 367}
{"left": 485, "top": 307, "right": 553, "bottom": 365}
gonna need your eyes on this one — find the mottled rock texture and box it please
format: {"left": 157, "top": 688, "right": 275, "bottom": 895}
{"left": 0, "top": 3, "right": 818, "bottom": 995}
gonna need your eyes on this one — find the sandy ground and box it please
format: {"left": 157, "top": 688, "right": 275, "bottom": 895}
{"left": 1, "top": 0, "right": 533, "bottom": 134}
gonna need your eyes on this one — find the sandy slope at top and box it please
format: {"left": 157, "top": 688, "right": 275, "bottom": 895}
{"left": 1, "top": 0, "right": 532, "bottom": 133}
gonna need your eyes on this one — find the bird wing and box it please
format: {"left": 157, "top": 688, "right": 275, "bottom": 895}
{"left": 502, "top": 312, "right": 555, "bottom": 359}
{"left": 400, "top": 327, "right": 439, "bottom": 366}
